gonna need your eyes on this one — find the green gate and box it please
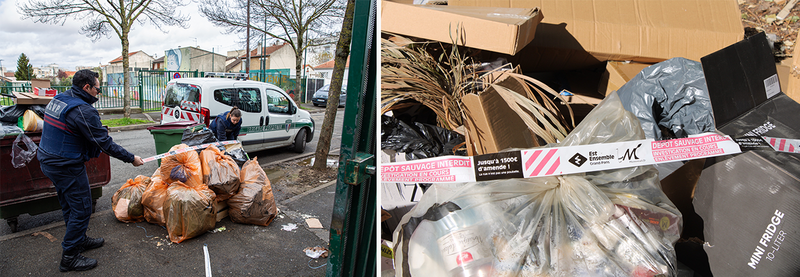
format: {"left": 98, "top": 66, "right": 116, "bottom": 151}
{"left": 326, "top": 0, "right": 377, "bottom": 275}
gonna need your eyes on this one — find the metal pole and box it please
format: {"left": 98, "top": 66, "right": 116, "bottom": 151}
{"left": 246, "top": 1, "right": 251, "bottom": 78}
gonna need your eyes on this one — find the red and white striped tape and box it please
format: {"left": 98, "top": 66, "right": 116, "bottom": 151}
{"left": 141, "top": 140, "right": 240, "bottom": 163}
{"left": 522, "top": 149, "right": 561, "bottom": 177}
{"left": 763, "top": 136, "right": 800, "bottom": 153}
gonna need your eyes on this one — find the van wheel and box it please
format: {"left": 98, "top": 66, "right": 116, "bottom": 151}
{"left": 293, "top": 129, "right": 307, "bottom": 153}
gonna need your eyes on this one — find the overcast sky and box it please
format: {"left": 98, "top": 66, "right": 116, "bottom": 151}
{"left": 0, "top": 0, "right": 247, "bottom": 72}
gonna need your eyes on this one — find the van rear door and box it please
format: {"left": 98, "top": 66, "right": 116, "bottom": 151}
{"left": 162, "top": 82, "right": 202, "bottom": 124}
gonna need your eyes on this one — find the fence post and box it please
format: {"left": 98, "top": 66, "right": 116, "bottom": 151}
{"left": 138, "top": 70, "right": 144, "bottom": 110}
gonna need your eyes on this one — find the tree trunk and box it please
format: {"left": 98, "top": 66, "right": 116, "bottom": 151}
{"left": 312, "top": 0, "right": 356, "bottom": 171}
{"left": 122, "top": 27, "right": 131, "bottom": 118}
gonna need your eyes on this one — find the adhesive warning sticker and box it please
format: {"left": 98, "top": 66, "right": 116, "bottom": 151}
{"left": 141, "top": 140, "right": 240, "bottom": 163}
{"left": 380, "top": 133, "right": 741, "bottom": 183}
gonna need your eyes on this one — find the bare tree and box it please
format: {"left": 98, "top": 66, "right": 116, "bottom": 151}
{"left": 199, "top": 0, "right": 345, "bottom": 102}
{"left": 312, "top": 0, "right": 353, "bottom": 170}
{"left": 19, "top": 0, "right": 190, "bottom": 118}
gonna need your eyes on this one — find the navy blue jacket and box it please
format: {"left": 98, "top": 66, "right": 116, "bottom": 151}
{"left": 37, "top": 85, "right": 135, "bottom": 166}
{"left": 209, "top": 111, "right": 242, "bottom": 141}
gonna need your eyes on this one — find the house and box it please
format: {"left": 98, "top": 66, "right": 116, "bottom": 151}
{"left": 152, "top": 56, "right": 164, "bottom": 70}
{"left": 313, "top": 57, "right": 349, "bottom": 85}
{"left": 106, "top": 51, "right": 154, "bottom": 86}
{"left": 243, "top": 42, "right": 296, "bottom": 74}
{"left": 2, "top": 72, "right": 15, "bottom": 82}
{"left": 164, "top": 46, "right": 226, "bottom": 73}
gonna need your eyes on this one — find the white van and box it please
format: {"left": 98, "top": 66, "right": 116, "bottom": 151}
{"left": 160, "top": 77, "right": 314, "bottom": 153}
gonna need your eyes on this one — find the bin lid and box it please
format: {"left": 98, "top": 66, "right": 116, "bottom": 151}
{"left": 146, "top": 121, "right": 202, "bottom": 130}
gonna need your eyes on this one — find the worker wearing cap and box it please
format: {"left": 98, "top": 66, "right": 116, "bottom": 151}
{"left": 38, "top": 69, "right": 144, "bottom": 272}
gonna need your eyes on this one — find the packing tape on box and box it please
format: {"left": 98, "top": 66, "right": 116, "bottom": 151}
{"left": 141, "top": 140, "right": 240, "bottom": 163}
{"left": 381, "top": 132, "right": 742, "bottom": 183}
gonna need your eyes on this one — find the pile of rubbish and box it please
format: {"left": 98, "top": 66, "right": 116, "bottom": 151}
{"left": 113, "top": 130, "right": 278, "bottom": 243}
{"left": 380, "top": 2, "right": 800, "bottom": 276}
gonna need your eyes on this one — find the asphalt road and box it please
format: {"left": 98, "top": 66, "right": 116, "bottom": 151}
{"left": 0, "top": 109, "right": 344, "bottom": 236}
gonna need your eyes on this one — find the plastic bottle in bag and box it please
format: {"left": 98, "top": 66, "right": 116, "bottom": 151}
{"left": 432, "top": 203, "right": 494, "bottom": 277}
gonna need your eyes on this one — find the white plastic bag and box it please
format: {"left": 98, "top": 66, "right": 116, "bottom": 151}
{"left": 11, "top": 133, "right": 38, "bottom": 168}
{"left": 393, "top": 92, "right": 682, "bottom": 277}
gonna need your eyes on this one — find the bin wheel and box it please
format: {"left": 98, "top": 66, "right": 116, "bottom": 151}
{"left": 7, "top": 217, "right": 18, "bottom": 233}
{"left": 92, "top": 199, "right": 97, "bottom": 213}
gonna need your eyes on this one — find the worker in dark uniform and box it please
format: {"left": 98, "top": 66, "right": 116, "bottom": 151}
{"left": 209, "top": 106, "right": 242, "bottom": 141}
{"left": 38, "top": 69, "right": 144, "bottom": 272}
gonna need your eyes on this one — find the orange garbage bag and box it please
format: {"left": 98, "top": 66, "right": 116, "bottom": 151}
{"left": 160, "top": 144, "right": 203, "bottom": 189}
{"left": 165, "top": 181, "right": 217, "bottom": 243}
{"left": 112, "top": 175, "right": 151, "bottom": 223}
{"left": 141, "top": 174, "right": 169, "bottom": 226}
{"left": 200, "top": 146, "right": 240, "bottom": 201}
{"left": 228, "top": 158, "right": 278, "bottom": 226}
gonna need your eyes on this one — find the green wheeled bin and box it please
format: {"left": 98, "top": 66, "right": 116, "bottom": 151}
{"left": 146, "top": 121, "right": 204, "bottom": 166}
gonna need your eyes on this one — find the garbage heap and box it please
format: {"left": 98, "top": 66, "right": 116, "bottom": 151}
{"left": 381, "top": 1, "right": 800, "bottom": 276}
{"left": 113, "top": 142, "right": 278, "bottom": 243}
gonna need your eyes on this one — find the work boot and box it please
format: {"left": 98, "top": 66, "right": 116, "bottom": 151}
{"left": 59, "top": 250, "right": 97, "bottom": 272}
{"left": 79, "top": 237, "right": 104, "bottom": 252}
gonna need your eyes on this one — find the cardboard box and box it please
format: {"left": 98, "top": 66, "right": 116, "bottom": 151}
{"left": 461, "top": 76, "right": 541, "bottom": 155}
{"left": 694, "top": 32, "right": 800, "bottom": 276}
{"left": 785, "top": 30, "right": 800, "bottom": 103}
{"left": 599, "top": 61, "right": 652, "bottom": 96}
{"left": 381, "top": 0, "right": 544, "bottom": 55}
{"left": 701, "top": 32, "right": 778, "bottom": 126}
{"left": 449, "top": 0, "right": 743, "bottom": 70}
{"left": 30, "top": 79, "right": 51, "bottom": 89}
{"left": 12, "top": 91, "right": 52, "bottom": 105}
{"left": 33, "top": 87, "right": 57, "bottom": 97}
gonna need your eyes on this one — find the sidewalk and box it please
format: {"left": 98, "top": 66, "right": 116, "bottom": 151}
{"left": 0, "top": 174, "right": 337, "bottom": 276}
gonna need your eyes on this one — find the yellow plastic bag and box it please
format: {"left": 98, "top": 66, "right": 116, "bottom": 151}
{"left": 228, "top": 158, "right": 278, "bottom": 227}
{"left": 111, "top": 175, "right": 151, "bottom": 223}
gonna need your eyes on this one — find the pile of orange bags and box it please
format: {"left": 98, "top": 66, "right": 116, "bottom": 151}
{"left": 228, "top": 158, "right": 278, "bottom": 227}
{"left": 112, "top": 175, "right": 151, "bottom": 223}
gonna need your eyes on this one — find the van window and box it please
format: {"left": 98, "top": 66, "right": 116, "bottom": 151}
{"left": 163, "top": 83, "right": 200, "bottom": 107}
{"left": 266, "top": 89, "right": 291, "bottom": 114}
{"left": 213, "top": 88, "right": 262, "bottom": 113}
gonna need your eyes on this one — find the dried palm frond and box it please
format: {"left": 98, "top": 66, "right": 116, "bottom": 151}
{"left": 381, "top": 31, "right": 573, "bottom": 144}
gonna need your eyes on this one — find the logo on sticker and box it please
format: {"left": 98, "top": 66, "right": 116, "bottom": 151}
{"left": 569, "top": 153, "right": 587, "bottom": 167}
{"left": 659, "top": 216, "right": 670, "bottom": 231}
{"left": 618, "top": 143, "right": 643, "bottom": 162}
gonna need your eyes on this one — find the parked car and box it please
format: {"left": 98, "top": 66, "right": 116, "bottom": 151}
{"left": 311, "top": 84, "right": 346, "bottom": 107}
{"left": 160, "top": 77, "right": 314, "bottom": 153}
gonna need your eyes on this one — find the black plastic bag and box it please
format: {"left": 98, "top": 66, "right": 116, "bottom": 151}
{"left": 381, "top": 115, "right": 466, "bottom": 160}
{"left": 0, "top": 105, "right": 28, "bottom": 123}
{"left": 616, "top": 58, "right": 715, "bottom": 140}
{"left": 226, "top": 148, "right": 248, "bottom": 168}
{"left": 181, "top": 127, "right": 218, "bottom": 146}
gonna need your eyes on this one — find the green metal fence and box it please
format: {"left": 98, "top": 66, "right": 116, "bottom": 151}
{"left": 2, "top": 70, "right": 317, "bottom": 110}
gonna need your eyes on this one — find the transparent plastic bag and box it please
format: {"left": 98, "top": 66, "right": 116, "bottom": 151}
{"left": 200, "top": 146, "right": 240, "bottom": 201}
{"left": 11, "top": 133, "right": 38, "bottom": 168}
{"left": 160, "top": 144, "right": 204, "bottom": 188}
{"left": 165, "top": 181, "right": 216, "bottom": 243}
{"left": 228, "top": 158, "right": 278, "bottom": 226}
{"left": 393, "top": 92, "right": 682, "bottom": 277}
{"left": 112, "top": 175, "right": 151, "bottom": 223}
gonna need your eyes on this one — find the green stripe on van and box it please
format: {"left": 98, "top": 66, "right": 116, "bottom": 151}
{"left": 240, "top": 121, "right": 312, "bottom": 134}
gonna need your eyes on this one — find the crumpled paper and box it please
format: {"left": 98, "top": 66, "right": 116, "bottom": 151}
{"left": 304, "top": 246, "right": 329, "bottom": 258}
